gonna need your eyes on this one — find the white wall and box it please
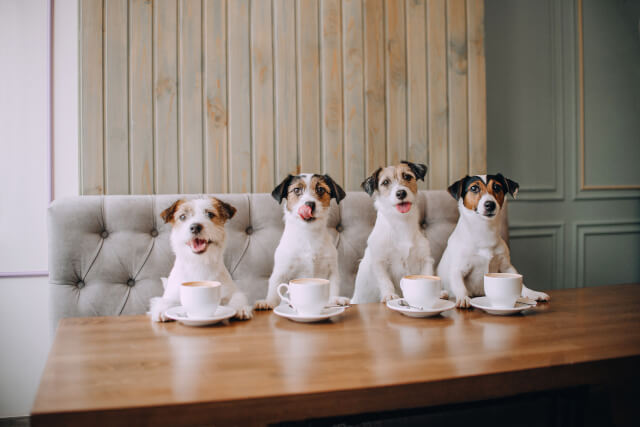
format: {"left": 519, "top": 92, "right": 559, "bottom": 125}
{"left": 0, "top": 0, "right": 78, "bottom": 418}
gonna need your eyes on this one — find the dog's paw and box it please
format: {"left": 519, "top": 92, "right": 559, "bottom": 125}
{"left": 523, "top": 288, "right": 550, "bottom": 302}
{"left": 440, "top": 290, "right": 450, "bottom": 300}
{"left": 455, "top": 295, "right": 471, "bottom": 308}
{"left": 233, "top": 305, "right": 253, "bottom": 320}
{"left": 381, "top": 293, "right": 400, "bottom": 303}
{"left": 253, "top": 299, "right": 275, "bottom": 310}
{"left": 149, "top": 310, "right": 171, "bottom": 323}
{"left": 330, "top": 296, "right": 351, "bottom": 306}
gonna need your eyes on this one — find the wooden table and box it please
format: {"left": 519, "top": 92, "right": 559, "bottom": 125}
{"left": 32, "top": 284, "right": 640, "bottom": 426}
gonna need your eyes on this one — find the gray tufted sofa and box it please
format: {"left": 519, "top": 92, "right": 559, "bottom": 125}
{"left": 47, "top": 191, "right": 508, "bottom": 330}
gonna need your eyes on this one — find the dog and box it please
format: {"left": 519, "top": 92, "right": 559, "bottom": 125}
{"left": 437, "top": 174, "right": 550, "bottom": 308}
{"left": 150, "top": 197, "right": 253, "bottom": 321}
{"left": 351, "top": 161, "right": 439, "bottom": 304}
{"left": 254, "top": 173, "right": 350, "bottom": 310}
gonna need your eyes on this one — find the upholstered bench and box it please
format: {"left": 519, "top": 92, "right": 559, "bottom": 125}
{"left": 47, "top": 191, "right": 508, "bottom": 330}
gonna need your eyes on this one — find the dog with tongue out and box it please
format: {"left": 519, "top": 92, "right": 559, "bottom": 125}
{"left": 254, "top": 173, "right": 351, "bottom": 310}
{"left": 351, "top": 161, "right": 440, "bottom": 304}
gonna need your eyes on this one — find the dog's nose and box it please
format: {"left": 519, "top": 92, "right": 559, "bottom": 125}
{"left": 396, "top": 189, "right": 407, "bottom": 200}
{"left": 304, "top": 201, "right": 316, "bottom": 212}
{"left": 484, "top": 201, "right": 496, "bottom": 212}
{"left": 190, "top": 223, "right": 203, "bottom": 234}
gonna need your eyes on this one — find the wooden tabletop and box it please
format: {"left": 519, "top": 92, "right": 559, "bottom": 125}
{"left": 32, "top": 284, "right": 640, "bottom": 426}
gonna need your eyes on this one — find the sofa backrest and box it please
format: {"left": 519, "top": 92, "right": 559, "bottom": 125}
{"left": 47, "top": 191, "right": 508, "bottom": 327}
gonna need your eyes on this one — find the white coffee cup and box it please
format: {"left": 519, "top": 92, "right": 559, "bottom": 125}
{"left": 277, "top": 278, "right": 330, "bottom": 316}
{"left": 400, "top": 275, "right": 442, "bottom": 309}
{"left": 180, "top": 281, "right": 222, "bottom": 318}
{"left": 484, "top": 273, "right": 523, "bottom": 308}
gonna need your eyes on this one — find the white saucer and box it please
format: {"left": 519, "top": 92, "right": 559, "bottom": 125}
{"left": 469, "top": 297, "right": 536, "bottom": 316}
{"left": 165, "top": 305, "right": 236, "bottom": 326}
{"left": 386, "top": 298, "right": 456, "bottom": 318}
{"left": 273, "top": 305, "right": 346, "bottom": 323}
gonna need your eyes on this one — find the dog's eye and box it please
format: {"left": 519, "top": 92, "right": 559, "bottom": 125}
{"left": 292, "top": 187, "right": 302, "bottom": 196}
{"left": 179, "top": 214, "right": 186, "bottom": 221}
{"left": 403, "top": 173, "right": 412, "bottom": 181}
{"left": 492, "top": 183, "right": 502, "bottom": 193}
{"left": 207, "top": 211, "right": 215, "bottom": 219}
{"left": 381, "top": 179, "right": 390, "bottom": 186}
{"left": 316, "top": 186, "right": 325, "bottom": 195}
{"left": 470, "top": 185, "right": 480, "bottom": 193}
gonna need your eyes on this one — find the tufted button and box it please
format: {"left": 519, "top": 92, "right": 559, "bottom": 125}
{"left": 150, "top": 229, "right": 158, "bottom": 237}
{"left": 420, "top": 220, "right": 427, "bottom": 230}
{"left": 77, "top": 280, "right": 85, "bottom": 289}
{"left": 336, "top": 224, "right": 343, "bottom": 233}
{"left": 127, "top": 279, "right": 135, "bottom": 287}
{"left": 245, "top": 226, "right": 253, "bottom": 235}
{"left": 101, "top": 230, "right": 109, "bottom": 238}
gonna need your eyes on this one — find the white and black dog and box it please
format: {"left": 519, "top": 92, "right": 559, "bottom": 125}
{"left": 437, "top": 174, "right": 550, "bottom": 308}
{"left": 150, "top": 197, "right": 253, "bottom": 321}
{"left": 351, "top": 161, "right": 438, "bottom": 304}
{"left": 254, "top": 173, "right": 350, "bottom": 310}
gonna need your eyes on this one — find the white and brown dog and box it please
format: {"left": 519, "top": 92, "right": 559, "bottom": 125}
{"left": 254, "top": 173, "right": 350, "bottom": 310}
{"left": 437, "top": 174, "right": 550, "bottom": 308}
{"left": 351, "top": 161, "right": 437, "bottom": 304}
{"left": 150, "top": 197, "right": 253, "bottom": 321}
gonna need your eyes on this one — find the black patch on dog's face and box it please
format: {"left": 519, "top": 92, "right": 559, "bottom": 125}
{"left": 401, "top": 161, "right": 427, "bottom": 181}
{"left": 317, "top": 174, "right": 346, "bottom": 204}
{"left": 271, "top": 174, "right": 296, "bottom": 204}
{"left": 362, "top": 167, "right": 382, "bottom": 196}
{"left": 492, "top": 173, "right": 519, "bottom": 197}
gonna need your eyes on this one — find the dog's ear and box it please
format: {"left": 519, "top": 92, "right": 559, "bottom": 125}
{"left": 401, "top": 160, "right": 428, "bottom": 181}
{"left": 361, "top": 168, "right": 382, "bottom": 196}
{"left": 213, "top": 198, "right": 237, "bottom": 221}
{"left": 495, "top": 173, "right": 519, "bottom": 198}
{"left": 323, "top": 174, "right": 346, "bottom": 204}
{"left": 271, "top": 174, "right": 294, "bottom": 204}
{"left": 447, "top": 176, "right": 468, "bottom": 201}
{"left": 160, "top": 199, "right": 184, "bottom": 223}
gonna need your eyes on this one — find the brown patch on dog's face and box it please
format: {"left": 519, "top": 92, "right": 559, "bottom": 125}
{"left": 284, "top": 176, "right": 307, "bottom": 212}
{"left": 209, "top": 197, "right": 237, "bottom": 226}
{"left": 310, "top": 175, "right": 332, "bottom": 207}
{"left": 376, "top": 164, "right": 418, "bottom": 197}
{"left": 172, "top": 201, "right": 195, "bottom": 223}
{"left": 160, "top": 199, "right": 185, "bottom": 224}
{"left": 462, "top": 178, "right": 486, "bottom": 211}
{"left": 486, "top": 178, "right": 506, "bottom": 207}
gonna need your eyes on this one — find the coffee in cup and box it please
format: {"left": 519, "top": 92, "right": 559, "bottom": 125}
{"left": 180, "top": 281, "right": 222, "bottom": 317}
{"left": 484, "top": 273, "right": 522, "bottom": 308}
{"left": 277, "top": 278, "right": 330, "bottom": 315}
{"left": 399, "top": 275, "right": 442, "bottom": 309}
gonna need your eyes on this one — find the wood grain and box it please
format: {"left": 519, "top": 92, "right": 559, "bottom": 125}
{"left": 153, "top": 0, "right": 179, "bottom": 194}
{"left": 79, "top": 0, "right": 488, "bottom": 194}
{"left": 32, "top": 285, "right": 640, "bottom": 426}
{"left": 103, "top": 0, "right": 129, "bottom": 194}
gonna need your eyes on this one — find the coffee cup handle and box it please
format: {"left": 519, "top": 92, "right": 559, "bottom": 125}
{"left": 277, "top": 283, "right": 290, "bottom": 305}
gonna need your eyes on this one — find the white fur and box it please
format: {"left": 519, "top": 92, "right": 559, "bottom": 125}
{"left": 351, "top": 178, "right": 436, "bottom": 303}
{"left": 437, "top": 179, "right": 550, "bottom": 308}
{"left": 254, "top": 174, "right": 349, "bottom": 309}
{"left": 150, "top": 198, "right": 252, "bottom": 321}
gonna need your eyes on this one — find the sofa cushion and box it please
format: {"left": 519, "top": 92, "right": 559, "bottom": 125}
{"left": 47, "top": 191, "right": 508, "bottom": 328}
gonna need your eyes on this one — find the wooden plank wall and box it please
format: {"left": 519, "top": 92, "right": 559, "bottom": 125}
{"left": 79, "top": 0, "right": 486, "bottom": 195}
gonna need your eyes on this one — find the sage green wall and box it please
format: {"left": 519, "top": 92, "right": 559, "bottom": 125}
{"left": 486, "top": 0, "right": 640, "bottom": 290}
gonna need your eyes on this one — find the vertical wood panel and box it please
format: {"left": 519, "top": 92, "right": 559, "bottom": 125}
{"left": 273, "top": 0, "right": 298, "bottom": 179}
{"left": 320, "top": 0, "right": 344, "bottom": 183}
{"left": 228, "top": 0, "right": 252, "bottom": 192}
{"left": 296, "top": 0, "right": 321, "bottom": 172}
{"left": 103, "top": 0, "right": 129, "bottom": 194}
{"left": 178, "top": 0, "right": 203, "bottom": 193}
{"left": 406, "top": 0, "right": 428, "bottom": 188}
{"left": 384, "top": 0, "right": 407, "bottom": 165}
{"left": 129, "top": 0, "right": 153, "bottom": 194}
{"left": 342, "top": 0, "right": 365, "bottom": 190}
{"left": 203, "top": 0, "right": 228, "bottom": 193}
{"left": 427, "top": 0, "right": 449, "bottom": 189}
{"left": 466, "top": 0, "right": 486, "bottom": 176}
{"left": 80, "top": 0, "right": 486, "bottom": 195}
{"left": 80, "top": 0, "right": 104, "bottom": 195}
{"left": 153, "top": 0, "right": 179, "bottom": 194}
{"left": 363, "top": 0, "right": 386, "bottom": 174}
{"left": 250, "top": 0, "right": 275, "bottom": 193}
{"left": 447, "top": 0, "right": 469, "bottom": 183}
